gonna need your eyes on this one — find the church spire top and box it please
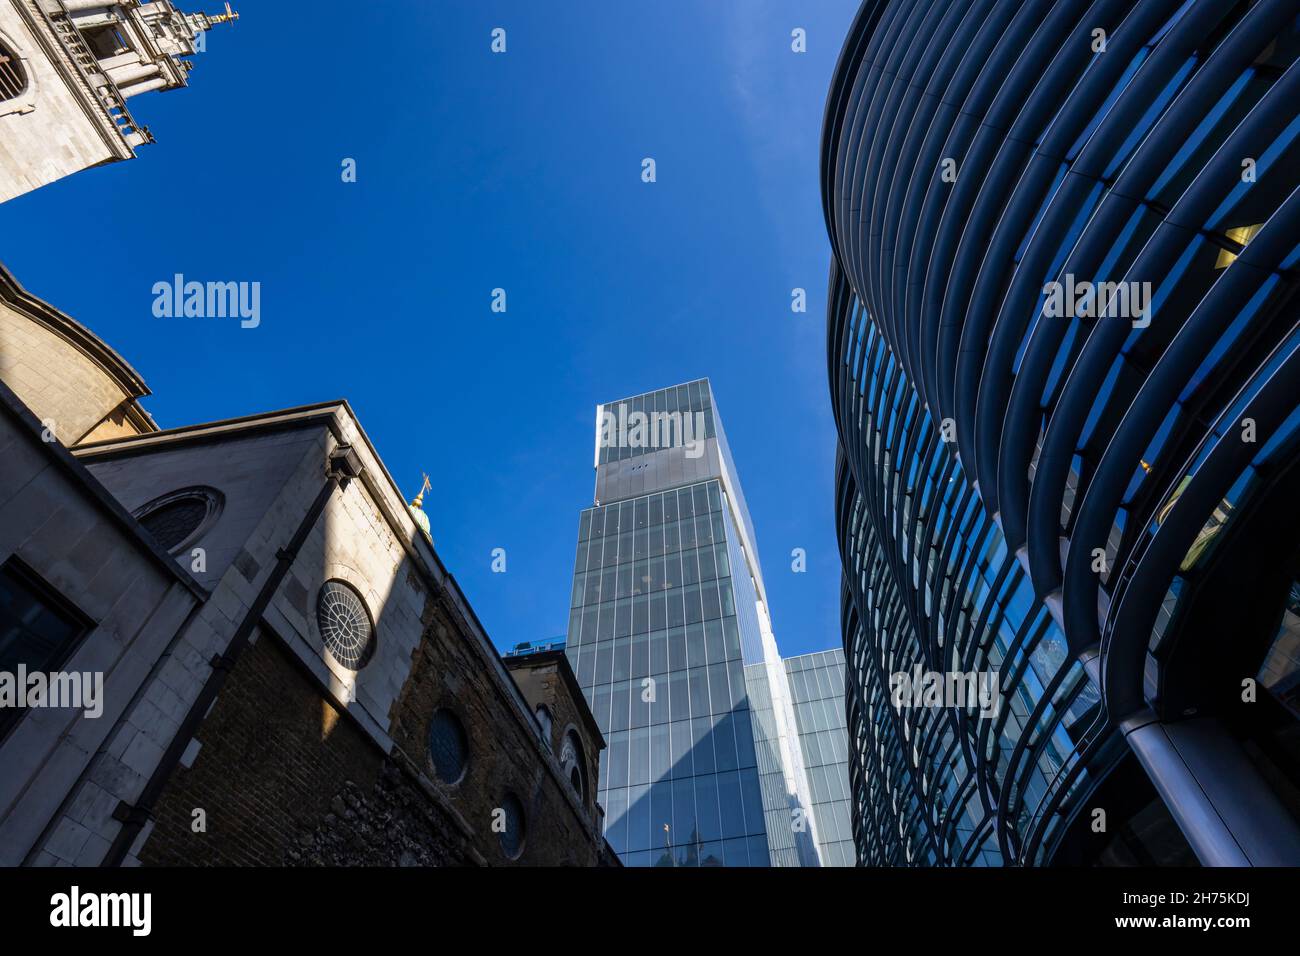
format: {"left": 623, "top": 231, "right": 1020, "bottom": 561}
{"left": 207, "top": 4, "right": 240, "bottom": 27}
{"left": 408, "top": 474, "right": 433, "bottom": 543}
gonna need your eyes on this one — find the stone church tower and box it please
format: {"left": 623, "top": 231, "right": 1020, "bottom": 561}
{"left": 0, "top": 0, "right": 235, "bottom": 203}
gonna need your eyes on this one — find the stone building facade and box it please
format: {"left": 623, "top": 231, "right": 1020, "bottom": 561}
{"left": 0, "top": 263, "right": 617, "bottom": 867}
{"left": 0, "top": 0, "right": 234, "bottom": 203}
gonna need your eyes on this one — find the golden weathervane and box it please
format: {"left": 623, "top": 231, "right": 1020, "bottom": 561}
{"left": 209, "top": 3, "right": 239, "bottom": 26}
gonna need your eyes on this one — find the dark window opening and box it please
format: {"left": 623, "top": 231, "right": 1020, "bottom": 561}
{"left": 139, "top": 498, "right": 208, "bottom": 552}
{"left": 1049, "top": 755, "right": 1199, "bottom": 867}
{"left": 79, "top": 25, "right": 129, "bottom": 62}
{"left": 134, "top": 487, "right": 222, "bottom": 556}
{"left": 427, "top": 709, "right": 468, "bottom": 784}
{"left": 498, "top": 792, "right": 526, "bottom": 859}
{"left": 560, "top": 729, "right": 588, "bottom": 802}
{"left": 0, "top": 42, "right": 26, "bottom": 101}
{"left": 0, "top": 558, "right": 93, "bottom": 740}
{"left": 1258, "top": 579, "right": 1300, "bottom": 721}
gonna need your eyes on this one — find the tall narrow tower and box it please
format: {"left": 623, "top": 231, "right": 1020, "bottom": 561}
{"left": 566, "top": 379, "right": 824, "bottom": 866}
{"left": 0, "top": 1, "right": 236, "bottom": 202}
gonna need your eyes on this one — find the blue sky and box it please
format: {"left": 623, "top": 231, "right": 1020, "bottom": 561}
{"left": 1, "top": 1, "right": 858, "bottom": 659}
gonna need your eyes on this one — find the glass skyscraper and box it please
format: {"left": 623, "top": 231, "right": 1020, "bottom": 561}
{"left": 785, "top": 649, "right": 856, "bottom": 866}
{"left": 565, "top": 379, "right": 825, "bottom": 866}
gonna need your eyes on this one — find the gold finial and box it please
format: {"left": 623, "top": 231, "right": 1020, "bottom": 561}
{"left": 209, "top": 3, "right": 239, "bottom": 26}
{"left": 411, "top": 472, "right": 431, "bottom": 508}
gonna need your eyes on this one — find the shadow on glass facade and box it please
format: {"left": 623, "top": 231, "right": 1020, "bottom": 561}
{"left": 823, "top": 0, "right": 1300, "bottom": 866}
{"left": 567, "top": 381, "right": 825, "bottom": 866}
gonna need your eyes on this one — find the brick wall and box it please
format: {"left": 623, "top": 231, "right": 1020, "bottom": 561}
{"left": 384, "top": 600, "right": 610, "bottom": 866}
{"left": 138, "top": 631, "right": 392, "bottom": 866}
{"left": 139, "top": 602, "right": 611, "bottom": 866}
{"left": 504, "top": 653, "right": 603, "bottom": 820}
{"left": 136, "top": 626, "right": 509, "bottom": 866}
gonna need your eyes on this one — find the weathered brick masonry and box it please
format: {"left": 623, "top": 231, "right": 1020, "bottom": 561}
{"left": 139, "top": 600, "right": 611, "bottom": 866}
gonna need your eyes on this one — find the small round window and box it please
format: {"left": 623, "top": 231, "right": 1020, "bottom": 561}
{"left": 428, "top": 709, "right": 468, "bottom": 784}
{"left": 498, "top": 793, "right": 526, "bottom": 860}
{"left": 316, "top": 580, "right": 375, "bottom": 670}
{"left": 134, "top": 487, "right": 222, "bottom": 554}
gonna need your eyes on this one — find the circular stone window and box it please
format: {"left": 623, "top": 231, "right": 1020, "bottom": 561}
{"left": 498, "top": 793, "right": 526, "bottom": 860}
{"left": 316, "top": 580, "right": 376, "bottom": 670}
{"left": 134, "top": 487, "right": 223, "bottom": 554}
{"left": 427, "top": 709, "right": 469, "bottom": 784}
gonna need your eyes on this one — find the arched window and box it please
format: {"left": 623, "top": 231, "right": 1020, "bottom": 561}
{"left": 534, "top": 704, "right": 553, "bottom": 747}
{"left": 0, "top": 41, "right": 27, "bottom": 102}
{"left": 134, "top": 486, "right": 223, "bottom": 555}
{"left": 560, "top": 730, "right": 587, "bottom": 801}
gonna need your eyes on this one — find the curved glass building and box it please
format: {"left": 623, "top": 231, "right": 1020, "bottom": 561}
{"left": 823, "top": 0, "right": 1300, "bottom": 866}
